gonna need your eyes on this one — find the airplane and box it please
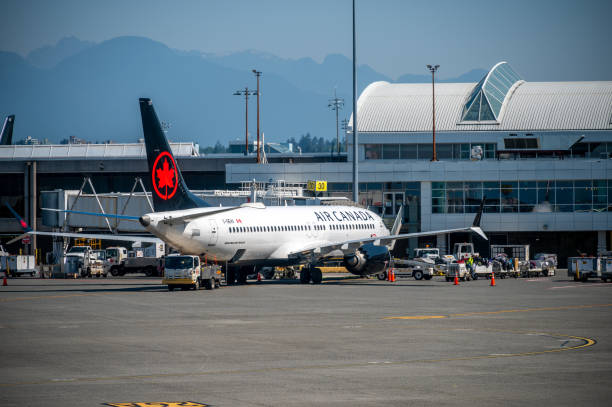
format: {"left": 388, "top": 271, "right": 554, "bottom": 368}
{"left": 10, "top": 98, "right": 487, "bottom": 285}
{"left": 0, "top": 115, "right": 15, "bottom": 145}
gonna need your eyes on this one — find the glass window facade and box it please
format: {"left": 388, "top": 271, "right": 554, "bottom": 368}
{"left": 364, "top": 143, "right": 497, "bottom": 160}
{"left": 432, "top": 180, "right": 612, "bottom": 213}
{"left": 461, "top": 62, "right": 522, "bottom": 122}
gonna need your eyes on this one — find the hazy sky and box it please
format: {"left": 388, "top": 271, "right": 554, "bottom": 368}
{"left": 2, "top": 0, "right": 611, "bottom": 81}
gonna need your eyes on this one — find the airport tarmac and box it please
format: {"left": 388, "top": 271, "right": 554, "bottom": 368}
{"left": 1, "top": 274, "right": 611, "bottom": 406}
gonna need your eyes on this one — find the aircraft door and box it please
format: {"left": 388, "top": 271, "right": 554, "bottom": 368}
{"left": 209, "top": 219, "right": 218, "bottom": 246}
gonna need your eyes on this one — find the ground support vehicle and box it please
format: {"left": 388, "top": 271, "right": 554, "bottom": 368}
{"left": 491, "top": 260, "right": 519, "bottom": 278}
{"left": 163, "top": 254, "right": 222, "bottom": 291}
{"left": 601, "top": 258, "right": 612, "bottom": 282}
{"left": 471, "top": 263, "right": 493, "bottom": 279}
{"left": 531, "top": 253, "right": 557, "bottom": 276}
{"left": 61, "top": 246, "right": 105, "bottom": 278}
{"left": 445, "top": 263, "right": 471, "bottom": 281}
{"left": 568, "top": 257, "right": 601, "bottom": 282}
{"left": 106, "top": 245, "right": 163, "bottom": 277}
{"left": 393, "top": 258, "right": 434, "bottom": 280}
{"left": 2, "top": 255, "right": 37, "bottom": 277}
{"left": 453, "top": 243, "right": 478, "bottom": 261}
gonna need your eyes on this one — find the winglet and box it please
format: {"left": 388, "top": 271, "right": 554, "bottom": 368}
{"left": 5, "top": 203, "right": 32, "bottom": 232}
{"left": 472, "top": 197, "right": 485, "bottom": 227}
{"left": 470, "top": 226, "right": 488, "bottom": 241}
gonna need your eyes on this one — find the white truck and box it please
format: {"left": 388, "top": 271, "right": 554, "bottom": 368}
{"left": 62, "top": 246, "right": 105, "bottom": 278}
{"left": 162, "top": 254, "right": 223, "bottom": 291}
{"left": 453, "top": 243, "right": 479, "bottom": 261}
{"left": 106, "top": 241, "right": 165, "bottom": 276}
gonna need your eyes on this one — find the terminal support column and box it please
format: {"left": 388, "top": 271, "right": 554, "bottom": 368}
{"left": 597, "top": 231, "right": 606, "bottom": 255}
{"left": 31, "top": 161, "right": 37, "bottom": 260}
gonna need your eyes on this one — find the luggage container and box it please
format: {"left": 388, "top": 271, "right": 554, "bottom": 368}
{"left": 567, "top": 257, "right": 601, "bottom": 282}
{"left": 600, "top": 258, "right": 612, "bottom": 282}
{"left": 4, "top": 255, "right": 37, "bottom": 277}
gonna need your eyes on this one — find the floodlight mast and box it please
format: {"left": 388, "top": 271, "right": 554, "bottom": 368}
{"left": 234, "top": 87, "right": 257, "bottom": 156}
{"left": 427, "top": 64, "right": 440, "bottom": 161}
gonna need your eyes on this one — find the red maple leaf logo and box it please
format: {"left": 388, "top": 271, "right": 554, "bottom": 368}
{"left": 152, "top": 152, "right": 178, "bottom": 200}
{"left": 156, "top": 158, "right": 175, "bottom": 191}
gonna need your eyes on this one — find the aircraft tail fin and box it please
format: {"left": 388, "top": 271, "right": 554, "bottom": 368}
{"left": 5, "top": 202, "right": 32, "bottom": 232}
{"left": 138, "top": 98, "right": 209, "bottom": 212}
{"left": 0, "top": 115, "right": 15, "bottom": 145}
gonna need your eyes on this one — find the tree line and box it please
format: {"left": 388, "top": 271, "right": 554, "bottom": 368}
{"left": 199, "top": 133, "right": 345, "bottom": 154}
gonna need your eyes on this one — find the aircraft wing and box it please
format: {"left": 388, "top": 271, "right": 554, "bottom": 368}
{"left": 5, "top": 203, "right": 160, "bottom": 244}
{"left": 287, "top": 226, "right": 486, "bottom": 262}
{"left": 7, "top": 230, "right": 161, "bottom": 245}
{"left": 288, "top": 199, "right": 487, "bottom": 262}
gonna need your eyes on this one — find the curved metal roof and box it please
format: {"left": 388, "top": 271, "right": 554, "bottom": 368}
{"left": 351, "top": 63, "right": 612, "bottom": 133}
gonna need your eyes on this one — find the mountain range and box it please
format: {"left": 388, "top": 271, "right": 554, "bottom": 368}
{"left": 0, "top": 36, "right": 487, "bottom": 145}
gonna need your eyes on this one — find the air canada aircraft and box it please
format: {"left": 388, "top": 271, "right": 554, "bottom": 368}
{"left": 10, "top": 98, "right": 487, "bottom": 284}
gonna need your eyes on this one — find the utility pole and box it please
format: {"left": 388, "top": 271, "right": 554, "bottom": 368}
{"left": 427, "top": 64, "right": 440, "bottom": 161}
{"left": 252, "top": 69, "right": 262, "bottom": 163}
{"left": 352, "top": 0, "right": 358, "bottom": 203}
{"left": 233, "top": 87, "right": 257, "bottom": 156}
{"left": 328, "top": 89, "right": 344, "bottom": 156}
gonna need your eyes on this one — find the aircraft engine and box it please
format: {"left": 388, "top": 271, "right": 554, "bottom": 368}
{"left": 343, "top": 244, "right": 391, "bottom": 276}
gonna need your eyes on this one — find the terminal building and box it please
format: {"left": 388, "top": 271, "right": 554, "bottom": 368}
{"left": 1, "top": 62, "right": 611, "bottom": 266}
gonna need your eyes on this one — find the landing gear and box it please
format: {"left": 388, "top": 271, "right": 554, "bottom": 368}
{"left": 237, "top": 266, "right": 250, "bottom": 285}
{"left": 300, "top": 266, "right": 322, "bottom": 284}
{"left": 226, "top": 267, "right": 236, "bottom": 285}
{"left": 311, "top": 268, "right": 323, "bottom": 284}
{"left": 300, "top": 267, "right": 311, "bottom": 284}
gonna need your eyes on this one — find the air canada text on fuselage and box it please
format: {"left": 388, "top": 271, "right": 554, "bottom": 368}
{"left": 313, "top": 210, "right": 375, "bottom": 223}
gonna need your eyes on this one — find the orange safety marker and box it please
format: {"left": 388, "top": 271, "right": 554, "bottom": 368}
{"left": 454, "top": 273, "right": 459, "bottom": 285}
{"left": 390, "top": 269, "right": 396, "bottom": 282}
{"left": 257, "top": 272, "right": 262, "bottom": 282}
{"left": 490, "top": 271, "right": 496, "bottom": 286}
{"left": 2, "top": 272, "right": 7, "bottom": 287}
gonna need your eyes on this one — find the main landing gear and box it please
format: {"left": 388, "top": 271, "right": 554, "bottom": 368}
{"left": 300, "top": 266, "right": 322, "bottom": 284}
{"left": 225, "top": 265, "right": 252, "bottom": 285}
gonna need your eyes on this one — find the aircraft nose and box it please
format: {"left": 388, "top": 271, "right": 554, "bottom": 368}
{"left": 139, "top": 215, "right": 151, "bottom": 227}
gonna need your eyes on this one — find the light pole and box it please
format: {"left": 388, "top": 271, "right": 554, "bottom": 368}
{"left": 352, "top": 0, "right": 358, "bottom": 203}
{"left": 427, "top": 64, "right": 439, "bottom": 161}
{"left": 252, "top": 69, "right": 262, "bottom": 163}
{"left": 328, "top": 89, "right": 344, "bottom": 156}
{"left": 233, "top": 87, "right": 257, "bottom": 156}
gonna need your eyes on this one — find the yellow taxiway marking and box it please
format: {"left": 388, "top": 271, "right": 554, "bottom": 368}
{"left": 0, "top": 330, "right": 596, "bottom": 388}
{"left": 384, "top": 303, "right": 612, "bottom": 319}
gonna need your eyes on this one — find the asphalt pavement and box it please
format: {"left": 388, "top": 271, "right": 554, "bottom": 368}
{"left": 1, "top": 273, "right": 611, "bottom": 406}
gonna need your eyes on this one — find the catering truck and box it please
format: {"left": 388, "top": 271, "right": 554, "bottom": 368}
{"left": 162, "top": 254, "right": 223, "bottom": 291}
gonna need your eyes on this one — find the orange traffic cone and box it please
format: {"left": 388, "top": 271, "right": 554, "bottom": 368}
{"left": 490, "top": 272, "right": 496, "bottom": 287}
{"left": 257, "top": 272, "right": 262, "bottom": 282}
{"left": 391, "top": 269, "right": 396, "bottom": 282}
{"left": 454, "top": 273, "right": 459, "bottom": 285}
{"left": 2, "top": 273, "right": 7, "bottom": 286}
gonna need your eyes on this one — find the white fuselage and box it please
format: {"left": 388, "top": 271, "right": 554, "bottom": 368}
{"left": 143, "top": 205, "right": 389, "bottom": 264}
